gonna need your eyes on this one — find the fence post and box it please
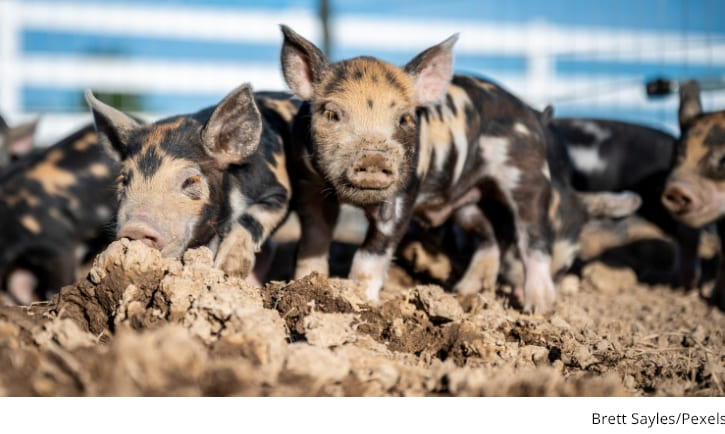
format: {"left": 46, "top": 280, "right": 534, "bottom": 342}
{"left": 0, "top": 0, "right": 21, "bottom": 120}
{"left": 525, "top": 20, "right": 555, "bottom": 107}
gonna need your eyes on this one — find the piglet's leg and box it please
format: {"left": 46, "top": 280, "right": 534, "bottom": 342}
{"left": 6, "top": 269, "right": 38, "bottom": 306}
{"left": 215, "top": 196, "right": 289, "bottom": 281}
{"left": 711, "top": 220, "right": 725, "bottom": 311}
{"left": 452, "top": 204, "right": 500, "bottom": 295}
{"left": 215, "top": 223, "right": 256, "bottom": 278}
{"left": 673, "top": 224, "right": 701, "bottom": 288}
{"left": 350, "top": 196, "right": 412, "bottom": 301}
{"left": 294, "top": 190, "right": 340, "bottom": 279}
{"left": 512, "top": 178, "right": 556, "bottom": 313}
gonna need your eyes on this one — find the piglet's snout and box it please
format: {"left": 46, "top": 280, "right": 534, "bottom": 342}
{"left": 347, "top": 151, "right": 395, "bottom": 190}
{"left": 118, "top": 221, "right": 165, "bottom": 250}
{"left": 662, "top": 182, "right": 696, "bottom": 215}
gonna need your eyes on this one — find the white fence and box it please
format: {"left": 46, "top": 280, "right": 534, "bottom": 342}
{"left": 1, "top": 0, "right": 725, "bottom": 144}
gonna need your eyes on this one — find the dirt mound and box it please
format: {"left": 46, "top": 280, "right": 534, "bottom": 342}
{"left": 1, "top": 238, "right": 724, "bottom": 396}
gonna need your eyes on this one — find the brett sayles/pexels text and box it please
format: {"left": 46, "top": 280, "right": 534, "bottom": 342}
{"left": 593, "top": 413, "right": 725, "bottom": 427}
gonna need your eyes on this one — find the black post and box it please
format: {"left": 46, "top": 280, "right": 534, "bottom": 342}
{"left": 319, "top": 0, "right": 331, "bottom": 57}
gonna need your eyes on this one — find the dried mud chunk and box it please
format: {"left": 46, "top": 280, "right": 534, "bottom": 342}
{"left": 414, "top": 284, "right": 463, "bottom": 322}
{"left": 0, "top": 345, "right": 41, "bottom": 395}
{"left": 33, "top": 318, "right": 97, "bottom": 351}
{"left": 0, "top": 319, "right": 20, "bottom": 343}
{"left": 572, "top": 344, "right": 598, "bottom": 369}
{"left": 108, "top": 325, "right": 207, "bottom": 396}
{"left": 557, "top": 275, "right": 580, "bottom": 295}
{"left": 212, "top": 307, "right": 288, "bottom": 382}
{"left": 200, "top": 358, "right": 265, "bottom": 396}
{"left": 303, "top": 312, "right": 357, "bottom": 348}
{"left": 265, "top": 273, "right": 355, "bottom": 337}
{"left": 160, "top": 281, "right": 264, "bottom": 345}
{"left": 283, "top": 343, "right": 351, "bottom": 383}
{"left": 582, "top": 262, "right": 637, "bottom": 294}
{"left": 517, "top": 345, "right": 550, "bottom": 367}
{"left": 55, "top": 240, "right": 169, "bottom": 334}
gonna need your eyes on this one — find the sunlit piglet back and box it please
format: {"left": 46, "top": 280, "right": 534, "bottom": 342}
{"left": 662, "top": 80, "right": 725, "bottom": 309}
{"left": 86, "top": 85, "right": 294, "bottom": 280}
{"left": 281, "top": 26, "right": 560, "bottom": 312}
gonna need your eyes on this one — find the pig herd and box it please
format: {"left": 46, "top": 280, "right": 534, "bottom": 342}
{"left": 1, "top": 26, "right": 724, "bottom": 314}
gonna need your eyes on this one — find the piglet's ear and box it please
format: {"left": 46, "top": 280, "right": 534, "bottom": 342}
{"left": 404, "top": 34, "right": 458, "bottom": 105}
{"left": 85, "top": 90, "right": 140, "bottom": 161}
{"left": 0, "top": 114, "right": 8, "bottom": 135}
{"left": 6, "top": 119, "right": 38, "bottom": 158}
{"left": 280, "top": 25, "right": 329, "bottom": 100}
{"left": 539, "top": 105, "right": 554, "bottom": 126}
{"left": 679, "top": 80, "right": 702, "bottom": 131}
{"left": 202, "top": 83, "right": 263, "bottom": 168}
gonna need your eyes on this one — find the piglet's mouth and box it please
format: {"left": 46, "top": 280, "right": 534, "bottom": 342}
{"left": 336, "top": 182, "right": 397, "bottom": 206}
{"left": 672, "top": 206, "right": 721, "bottom": 228}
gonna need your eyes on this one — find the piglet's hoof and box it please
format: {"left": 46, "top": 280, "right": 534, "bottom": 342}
{"left": 523, "top": 279, "right": 556, "bottom": 314}
{"left": 214, "top": 230, "right": 255, "bottom": 278}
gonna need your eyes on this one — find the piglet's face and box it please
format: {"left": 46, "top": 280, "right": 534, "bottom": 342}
{"left": 86, "top": 84, "right": 263, "bottom": 257}
{"left": 115, "top": 150, "right": 213, "bottom": 258}
{"left": 280, "top": 25, "right": 457, "bottom": 205}
{"left": 662, "top": 82, "right": 725, "bottom": 228}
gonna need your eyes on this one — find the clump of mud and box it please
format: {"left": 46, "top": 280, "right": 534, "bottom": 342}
{"left": 1, "top": 238, "right": 724, "bottom": 396}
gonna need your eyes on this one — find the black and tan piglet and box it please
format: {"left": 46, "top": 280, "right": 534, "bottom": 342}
{"left": 281, "top": 26, "right": 561, "bottom": 311}
{"left": 397, "top": 111, "right": 642, "bottom": 294}
{"left": 0, "top": 125, "right": 118, "bottom": 305}
{"left": 662, "top": 81, "right": 725, "bottom": 309}
{"left": 85, "top": 85, "right": 297, "bottom": 280}
{"left": 552, "top": 117, "right": 699, "bottom": 287}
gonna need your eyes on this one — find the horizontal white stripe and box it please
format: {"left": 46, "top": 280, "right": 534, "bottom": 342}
{"left": 18, "top": 1, "right": 320, "bottom": 44}
{"left": 19, "top": 57, "right": 287, "bottom": 94}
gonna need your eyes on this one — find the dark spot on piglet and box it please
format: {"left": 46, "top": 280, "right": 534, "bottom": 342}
{"left": 239, "top": 213, "right": 264, "bottom": 244}
{"left": 138, "top": 146, "right": 163, "bottom": 180}
{"left": 704, "top": 124, "right": 725, "bottom": 148}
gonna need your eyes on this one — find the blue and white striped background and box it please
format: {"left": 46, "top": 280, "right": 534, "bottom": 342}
{"left": 2, "top": 0, "right": 724, "bottom": 144}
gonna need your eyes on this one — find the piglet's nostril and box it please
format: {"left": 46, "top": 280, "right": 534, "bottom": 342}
{"left": 347, "top": 151, "right": 396, "bottom": 190}
{"left": 117, "top": 224, "right": 165, "bottom": 250}
{"left": 662, "top": 185, "right": 694, "bottom": 214}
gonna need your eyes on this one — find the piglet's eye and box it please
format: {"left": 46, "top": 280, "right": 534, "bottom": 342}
{"left": 399, "top": 113, "right": 414, "bottom": 127}
{"left": 182, "top": 175, "right": 200, "bottom": 190}
{"left": 181, "top": 175, "right": 204, "bottom": 200}
{"left": 323, "top": 109, "right": 339, "bottom": 122}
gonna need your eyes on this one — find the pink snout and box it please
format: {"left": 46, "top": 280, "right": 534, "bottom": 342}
{"left": 346, "top": 151, "right": 396, "bottom": 190}
{"left": 117, "top": 221, "right": 165, "bottom": 250}
{"left": 662, "top": 182, "right": 696, "bottom": 215}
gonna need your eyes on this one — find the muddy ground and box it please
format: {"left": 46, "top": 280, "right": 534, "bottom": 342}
{"left": 1, "top": 215, "right": 724, "bottom": 396}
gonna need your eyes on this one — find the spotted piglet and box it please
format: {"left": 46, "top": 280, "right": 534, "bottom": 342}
{"left": 280, "top": 26, "right": 559, "bottom": 312}
{"left": 662, "top": 81, "right": 725, "bottom": 309}
{"left": 86, "top": 86, "right": 297, "bottom": 281}
{"left": 396, "top": 108, "right": 642, "bottom": 295}
{"left": 551, "top": 117, "right": 699, "bottom": 287}
{"left": 0, "top": 125, "right": 118, "bottom": 305}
